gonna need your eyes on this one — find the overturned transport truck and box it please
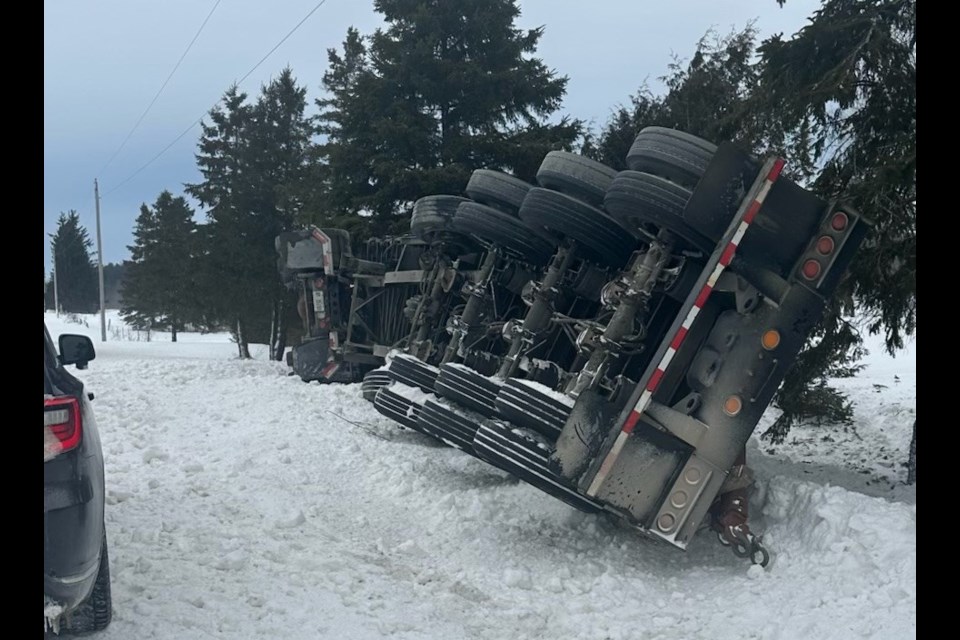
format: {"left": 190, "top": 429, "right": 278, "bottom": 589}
{"left": 283, "top": 127, "right": 869, "bottom": 565}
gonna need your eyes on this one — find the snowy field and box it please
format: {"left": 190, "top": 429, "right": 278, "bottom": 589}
{"left": 45, "top": 311, "right": 916, "bottom": 640}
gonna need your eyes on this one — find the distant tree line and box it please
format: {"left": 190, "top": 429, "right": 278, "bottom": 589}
{"left": 45, "top": 216, "right": 127, "bottom": 312}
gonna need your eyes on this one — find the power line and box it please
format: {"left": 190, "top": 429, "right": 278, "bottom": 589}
{"left": 234, "top": 0, "right": 330, "bottom": 87}
{"left": 103, "top": 117, "right": 205, "bottom": 197}
{"left": 98, "top": 0, "right": 223, "bottom": 177}
{"left": 103, "top": 0, "right": 330, "bottom": 198}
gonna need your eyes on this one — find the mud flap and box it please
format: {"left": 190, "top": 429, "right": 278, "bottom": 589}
{"left": 291, "top": 339, "right": 331, "bottom": 382}
{"left": 549, "top": 388, "right": 631, "bottom": 483}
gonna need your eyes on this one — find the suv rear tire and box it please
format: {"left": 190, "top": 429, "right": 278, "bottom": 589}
{"left": 62, "top": 531, "right": 112, "bottom": 634}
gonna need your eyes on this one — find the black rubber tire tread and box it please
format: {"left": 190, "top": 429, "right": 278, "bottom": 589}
{"left": 386, "top": 355, "right": 440, "bottom": 393}
{"left": 451, "top": 202, "right": 556, "bottom": 265}
{"left": 417, "top": 399, "right": 484, "bottom": 453}
{"left": 473, "top": 420, "right": 602, "bottom": 513}
{"left": 625, "top": 127, "right": 717, "bottom": 189}
{"left": 519, "top": 187, "right": 636, "bottom": 267}
{"left": 373, "top": 386, "right": 428, "bottom": 432}
{"left": 464, "top": 170, "right": 533, "bottom": 215}
{"left": 604, "top": 170, "right": 714, "bottom": 252}
{"left": 433, "top": 364, "right": 501, "bottom": 417}
{"left": 536, "top": 151, "right": 618, "bottom": 207}
{"left": 495, "top": 379, "right": 572, "bottom": 441}
{"left": 433, "top": 376, "right": 497, "bottom": 417}
{"left": 361, "top": 371, "right": 392, "bottom": 403}
{"left": 410, "top": 195, "right": 472, "bottom": 240}
{"left": 62, "top": 532, "right": 112, "bottom": 634}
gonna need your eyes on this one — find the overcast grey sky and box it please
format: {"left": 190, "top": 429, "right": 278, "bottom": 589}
{"left": 43, "top": 0, "right": 819, "bottom": 269}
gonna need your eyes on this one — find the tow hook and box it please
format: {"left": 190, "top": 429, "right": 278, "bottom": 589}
{"left": 717, "top": 525, "right": 770, "bottom": 567}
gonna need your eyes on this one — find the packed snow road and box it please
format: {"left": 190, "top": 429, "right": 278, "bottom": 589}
{"left": 47, "top": 313, "right": 915, "bottom": 640}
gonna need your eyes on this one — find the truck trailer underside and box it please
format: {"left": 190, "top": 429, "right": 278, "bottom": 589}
{"left": 277, "top": 127, "right": 868, "bottom": 565}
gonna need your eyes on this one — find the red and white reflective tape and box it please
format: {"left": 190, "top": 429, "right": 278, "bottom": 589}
{"left": 586, "top": 158, "right": 785, "bottom": 498}
{"left": 321, "top": 362, "right": 340, "bottom": 379}
{"left": 321, "top": 332, "right": 342, "bottom": 380}
{"left": 311, "top": 227, "right": 334, "bottom": 272}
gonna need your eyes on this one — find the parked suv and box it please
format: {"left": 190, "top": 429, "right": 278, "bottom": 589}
{"left": 44, "top": 322, "right": 111, "bottom": 634}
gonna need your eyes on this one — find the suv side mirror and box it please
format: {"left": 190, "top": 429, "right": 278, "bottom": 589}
{"left": 58, "top": 334, "right": 96, "bottom": 369}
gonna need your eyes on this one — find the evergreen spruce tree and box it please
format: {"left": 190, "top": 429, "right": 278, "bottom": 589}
{"left": 121, "top": 202, "right": 161, "bottom": 330}
{"left": 44, "top": 267, "right": 51, "bottom": 310}
{"left": 583, "top": 26, "right": 764, "bottom": 170}
{"left": 754, "top": 0, "right": 915, "bottom": 441}
{"left": 186, "top": 70, "right": 310, "bottom": 359}
{"left": 588, "top": 7, "right": 915, "bottom": 452}
{"left": 121, "top": 191, "right": 198, "bottom": 342}
{"left": 186, "top": 85, "right": 255, "bottom": 357}
{"left": 48, "top": 211, "right": 98, "bottom": 313}
{"left": 312, "top": 0, "right": 581, "bottom": 237}
{"left": 249, "top": 69, "right": 311, "bottom": 360}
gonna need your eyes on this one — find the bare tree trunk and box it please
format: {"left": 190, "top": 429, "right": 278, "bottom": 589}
{"left": 240, "top": 322, "right": 251, "bottom": 358}
{"left": 906, "top": 419, "right": 916, "bottom": 484}
{"left": 270, "top": 296, "right": 288, "bottom": 361}
{"left": 233, "top": 319, "right": 243, "bottom": 358}
{"left": 269, "top": 302, "right": 278, "bottom": 361}
{"left": 234, "top": 318, "right": 251, "bottom": 359}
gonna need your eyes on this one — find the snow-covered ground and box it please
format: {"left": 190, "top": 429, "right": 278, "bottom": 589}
{"left": 45, "top": 311, "right": 916, "bottom": 640}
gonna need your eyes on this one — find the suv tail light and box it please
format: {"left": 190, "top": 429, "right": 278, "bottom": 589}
{"left": 44, "top": 396, "right": 82, "bottom": 459}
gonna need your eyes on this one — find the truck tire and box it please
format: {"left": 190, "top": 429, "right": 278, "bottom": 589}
{"left": 536, "top": 151, "right": 618, "bottom": 207}
{"left": 625, "top": 126, "right": 717, "bottom": 189}
{"left": 473, "top": 420, "right": 603, "bottom": 513}
{"left": 410, "top": 195, "right": 471, "bottom": 241}
{"left": 361, "top": 370, "right": 392, "bottom": 403}
{"left": 416, "top": 398, "right": 484, "bottom": 453}
{"left": 386, "top": 355, "right": 440, "bottom": 393}
{"left": 519, "top": 187, "right": 636, "bottom": 267}
{"left": 604, "top": 170, "right": 714, "bottom": 252}
{"left": 451, "top": 202, "right": 556, "bottom": 265}
{"left": 433, "top": 363, "right": 502, "bottom": 418}
{"left": 373, "top": 384, "right": 428, "bottom": 433}
{"left": 465, "top": 170, "right": 533, "bottom": 215}
{"left": 495, "top": 379, "right": 573, "bottom": 441}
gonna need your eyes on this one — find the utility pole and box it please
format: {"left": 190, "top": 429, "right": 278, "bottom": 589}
{"left": 95, "top": 179, "right": 106, "bottom": 342}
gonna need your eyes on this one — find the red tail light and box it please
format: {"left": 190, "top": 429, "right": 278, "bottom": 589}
{"left": 795, "top": 206, "right": 859, "bottom": 287}
{"left": 816, "top": 236, "right": 835, "bottom": 255}
{"left": 831, "top": 212, "right": 849, "bottom": 231}
{"left": 801, "top": 259, "right": 821, "bottom": 280}
{"left": 44, "top": 396, "right": 82, "bottom": 458}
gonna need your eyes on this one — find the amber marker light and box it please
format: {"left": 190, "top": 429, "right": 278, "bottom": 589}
{"left": 761, "top": 329, "right": 781, "bottom": 351}
{"left": 723, "top": 395, "right": 743, "bottom": 417}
